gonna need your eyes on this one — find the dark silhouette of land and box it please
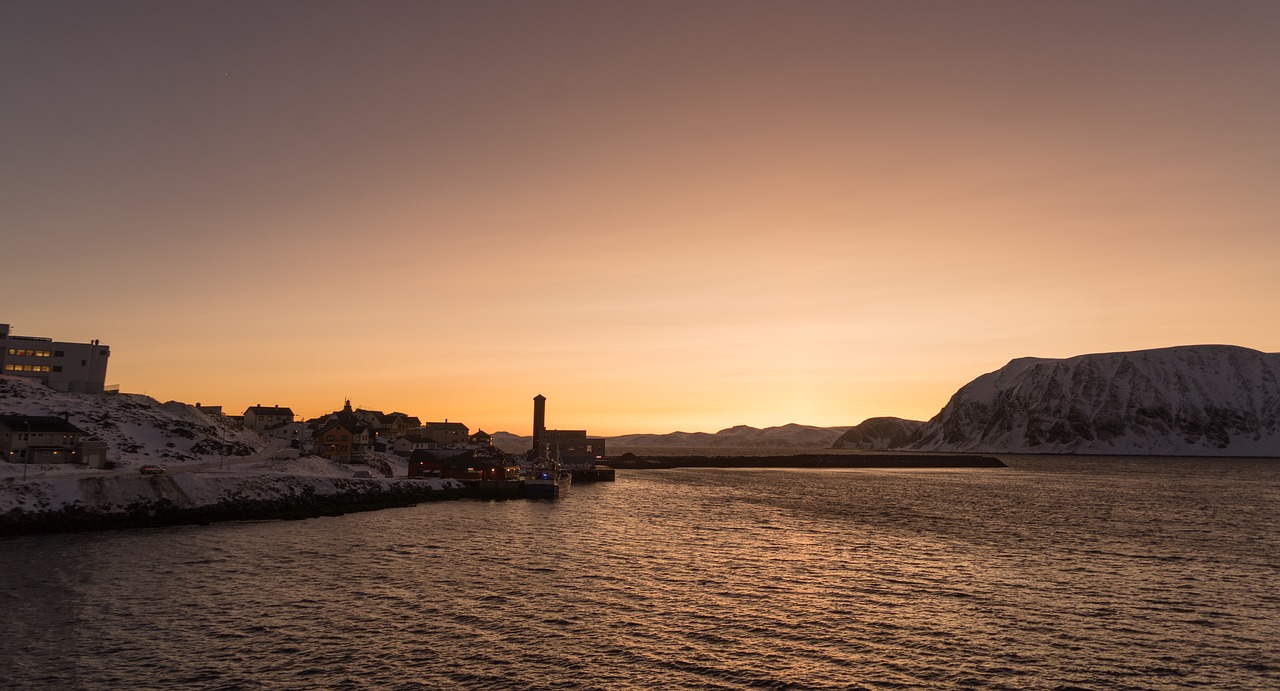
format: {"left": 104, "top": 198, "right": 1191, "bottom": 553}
{"left": 606, "top": 453, "right": 1006, "bottom": 469}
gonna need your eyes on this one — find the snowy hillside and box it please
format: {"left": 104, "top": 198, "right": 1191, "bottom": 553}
{"left": 906, "top": 345, "right": 1280, "bottom": 456}
{"left": 0, "top": 374, "right": 261, "bottom": 468}
{"left": 0, "top": 375, "right": 459, "bottom": 525}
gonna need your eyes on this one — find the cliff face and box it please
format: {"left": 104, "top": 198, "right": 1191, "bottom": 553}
{"left": 906, "top": 345, "right": 1280, "bottom": 456}
{"left": 832, "top": 417, "right": 925, "bottom": 450}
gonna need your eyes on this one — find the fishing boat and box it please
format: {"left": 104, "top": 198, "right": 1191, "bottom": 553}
{"left": 524, "top": 454, "right": 571, "bottom": 499}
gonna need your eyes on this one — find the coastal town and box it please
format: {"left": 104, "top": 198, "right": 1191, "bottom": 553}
{"left": 1, "top": 322, "right": 624, "bottom": 532}
{"left": 1, "top": 321, "right": 607, "bottom": 470}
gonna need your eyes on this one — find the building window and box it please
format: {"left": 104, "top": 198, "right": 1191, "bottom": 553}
{"left": 54, "top": 350, "right": 64, "bottom": 357}
{"left": 53, "top": 366, "right": 62, "bottom": 373}
{"left": 4, "top": 364, "right": 51, "bottom": 373}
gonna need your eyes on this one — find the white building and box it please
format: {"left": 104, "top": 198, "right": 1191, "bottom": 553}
{"left": 0, "top": 323, "right": 110, "bottom": 394}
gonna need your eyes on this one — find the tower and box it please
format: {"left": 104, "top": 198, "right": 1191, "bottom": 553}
{"left": 532, "top": 394, "right": 546, "bottom": 457}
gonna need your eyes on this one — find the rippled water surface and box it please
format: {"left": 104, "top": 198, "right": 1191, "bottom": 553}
{"left": 3, "top": 456, "right": 1279, "bottom": 689}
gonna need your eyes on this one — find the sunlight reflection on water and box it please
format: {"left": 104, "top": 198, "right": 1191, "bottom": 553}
{"left": 2, "top": 455, "right": 1279, "bottom": 689}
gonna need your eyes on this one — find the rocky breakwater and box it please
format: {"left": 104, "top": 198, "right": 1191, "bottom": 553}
{"left": 0, "top": 472, "right": 466, "bottom": 536}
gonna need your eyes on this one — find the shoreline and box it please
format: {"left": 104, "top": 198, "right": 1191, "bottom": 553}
{"left": 2, "top": 454, "right": 1005, "bottom": 536}
{"left": 0, "top": 475, "right": 466, "bottom": 537}
{"left": 604, "top": 452, "right": 1007, "bottom": 469}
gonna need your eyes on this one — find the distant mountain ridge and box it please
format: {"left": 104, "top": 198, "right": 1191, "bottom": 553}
{"left": 609, "top": 423, "right": 852, "bottom": 448}
{"left": 835, "top": 345, "right": 1280, "bottom": 456}
{"left": 490, "top": 423, "right": 851, "bottom": 453}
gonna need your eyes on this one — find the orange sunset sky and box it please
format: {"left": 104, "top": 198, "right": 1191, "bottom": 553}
{"left": 4, "top": 1, "right": 1279, "bottom": 436}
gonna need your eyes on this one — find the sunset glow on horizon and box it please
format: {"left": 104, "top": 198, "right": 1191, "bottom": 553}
{"left": 4, "top": 1, "right": 1279, "bottom": 436}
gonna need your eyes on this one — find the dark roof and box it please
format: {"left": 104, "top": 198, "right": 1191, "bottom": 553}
{"left": 0, "top": 414, "right": 85, "bottom": 434}
{"left": 315, "top": 419, "right": 369, "bottom": 436}
{"left": 424, "top": 421, "right": 468, "bottom": 431}
{"left": 245, "top": 406, "right": 294, "bottom": 416}
{"left": 378, "top": 412, "right": 419, "bottom": 423}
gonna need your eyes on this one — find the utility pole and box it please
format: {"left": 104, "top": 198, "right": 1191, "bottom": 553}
{"left": 22, "top": 421, "right": 30, "bottom": 481}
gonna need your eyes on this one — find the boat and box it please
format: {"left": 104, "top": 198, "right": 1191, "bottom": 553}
{"left": 524, "top": 454, "right": 571, "bottom": 499}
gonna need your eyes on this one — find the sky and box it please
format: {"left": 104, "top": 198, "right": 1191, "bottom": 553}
{"left": 3, "top": 1, "right": 1279, "bottom": 436}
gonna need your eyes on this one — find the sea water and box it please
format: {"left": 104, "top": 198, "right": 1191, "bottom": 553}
{"left": 2, "top": 455, "right": 1278, "bottom": 689}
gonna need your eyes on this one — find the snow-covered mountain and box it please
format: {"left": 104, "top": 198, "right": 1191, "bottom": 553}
{"left": 848, "top": 345, "right": 1280, "bottom": 456}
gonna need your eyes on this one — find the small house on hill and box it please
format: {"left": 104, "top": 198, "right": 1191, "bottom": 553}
{"left": 392, "top": 435, "right": 436, "bottom": 457}
{"left": 244, "top": 405, "right": 294, "bottom": 433}
{"left": 0, "top": 414, "right": 92, "bottom": 464}
{"left": 314, "top": 419, "right": 372, "bottom": 462}
{"left": 377, "top": 412, "right": 422, "bottom": 438}
{"left": 417, "top": 421, "right": 470, "bottom": 445}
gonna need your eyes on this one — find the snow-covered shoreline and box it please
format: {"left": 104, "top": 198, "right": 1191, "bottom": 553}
{"left": 1, "top": 471, "right": 465, "bottom": 535}
{"left": 1, "top": 376, "right": 473, "bottom": 535}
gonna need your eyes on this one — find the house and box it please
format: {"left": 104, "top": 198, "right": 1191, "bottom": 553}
{"left": 406, "top": 448, "right": 457, "bottom": 477}
{"left": 0, "top": 323, "right": 111, "bottom": 393}
{"left": 314, "top": 420, "right": 372, "bottom": 462}
{"left": 263, "top": 421, "right": 308, "bottom": 445}
{"left": 415, "top": 421, "right": 470, "bottom": 445}
{"left": 391, "top": 435, "right": 436, "bottom": 457}
{"left": 0, "top": 414, "right": 91, "bottom": 464}
{"left": 243, "top": 405, "right": 295, "bottom": 433}
{"left": 311, "top": 400, "right": 373, "bottom": 461}
{"left": 376, "top": 412, "right": 422, "bottom": 438}
{"left": 436, "top": 450, "right": 512, "bottom": 480}
{"left": 470, "top": 429, "right": 493, "bottom": 446}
